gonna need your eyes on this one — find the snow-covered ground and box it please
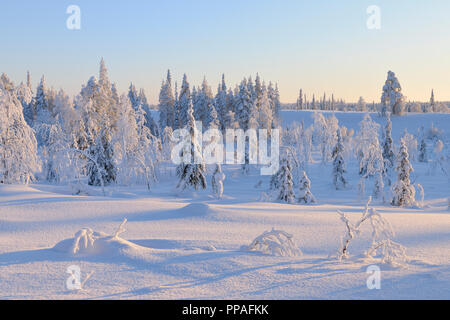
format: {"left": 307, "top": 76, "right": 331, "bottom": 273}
{"left": 0, "top": 111, "right": 449, "bottom": 300}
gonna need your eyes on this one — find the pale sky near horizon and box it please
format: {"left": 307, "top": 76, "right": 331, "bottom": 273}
{"left": 1, "top": 0, "right": 449, "bottom": 104}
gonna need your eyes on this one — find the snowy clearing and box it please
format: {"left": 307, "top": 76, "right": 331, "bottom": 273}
{"left": 1, "top": 111, "right": 449, "bottom": 300}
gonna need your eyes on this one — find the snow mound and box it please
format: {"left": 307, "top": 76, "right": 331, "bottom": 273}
{"left": 242, "top": 228, "right": 302, "bottom": 257}
{"left": 53, "top": 219, "right": 151, "bottom": 258}
{"left": 176, "top": 203, "right": 212, "bottom": 217}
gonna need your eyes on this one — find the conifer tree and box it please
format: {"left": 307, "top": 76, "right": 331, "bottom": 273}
{"left": 381, "top": 71, "right": 405, "bottom": 116}
{"left": 277, "top": 156, "right": 295, "bottom": 203}
{"left": 176, "top": 99, "right": 207, "bottom": 191}
{"left": 391, "top": 139, "right": 416, "bottom": 206}
{"left": 158, "top": 70, "right": 175, "bottom": 130}
{"left": 0, "top": 85, "right": 39, "bottom": 184}
{"left": 298, "top": 171, "right": 316, "bottom": 204}
{"left": 332, "top": 129, "right": 347, "bottom": 190}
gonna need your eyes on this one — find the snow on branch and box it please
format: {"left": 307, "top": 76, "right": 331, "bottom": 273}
{"left": 336, "top": 197, "right": 408, "bottom": 266}
{"left": 242, "top": 228, "right": 302, "bottom": 257}
{"left": 113, "top": 218, "right": 127, "bottom": 239}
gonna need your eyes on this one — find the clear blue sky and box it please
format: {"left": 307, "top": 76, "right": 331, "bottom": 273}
{"left": 1, "top": 0, "right": 449, "bottom": 103}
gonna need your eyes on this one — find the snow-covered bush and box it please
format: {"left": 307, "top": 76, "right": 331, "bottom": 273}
{"left": 336, "top": 197, "right": 407, "bottom": 266}
{"left": 211, "top": 164, "right": 225, "bottom": 199}
{"left": 54, "top": 219, "right": 129, "bottom": 256}
{"left": 242, "top": 228, "right": 302, "bottom": 257}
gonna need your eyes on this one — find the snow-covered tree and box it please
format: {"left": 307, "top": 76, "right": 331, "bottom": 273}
{"left": 235, "top": 79, "right": 254, "bottom": 131}
{"left": 75, "top": 59, "right": 119, "bottom": 186}
{"left": 258, "top": 84, "right": 273, "bottom": 134}
{"left": 356, "top": 114, "right": 381, "bottom": 176}
{"left": 176, "top": 74, "right": 191, "bottom": 129}
{"left": 16, "top": 81, "right": 34, "bottom": 126}
{"left": 381, "top": 71, "right": 405, "bottom": 116}
{"left": 357, "top": 97, "right": 367, "bottom": 112}
{"left": 113, "top": 95, "right": 158, "bottom": 189}
{"left": 211, "top": 164, "right": 225, "bottom": 199}
{"left": 33, "top": 75, "right": 54, "bottom": 126}
{"left": 161, "top": 126, "right": 174, "bottom": 161}
{"left": 276, "top": 155, "right": 295, "bottom": 203}
{"left": 312, "top": 112, "right": 338, "bottom": 163}
{"left": 298, "top": 171, "right": 316, "bottom": 204}
{"left": 418, "top": 126, "right": 428, "bottom": 163}
{"left": 332, "top": 129, "right": 347, "bottom": 190}
{"left": 391, "top": 139, "right": 415, "bottom": 207}
{"left": 194, "top": 77, "right": 214, "bottom": 126}
{"left": 158, "top": 70, "right": 175, "bottom": 131}
{"left": 402, "top": 130, "right": 418, "bottom": 162}
{"left": 128, "top": 83, "right": 139, "bottom": 110}
{"left": 34, "top": 120, "right": 72, "bottom": 183}
{"left": 382, "top": 115, "right": 395, "bottom": 169}
{"left": 0, "top": 86, "right": 39, "bottom": 184}
{"left": 269, "top": 83, "right": 281, "bottom": 128}
{"left": 215, "top": 74, "right": 228, "bottom": 130}
{"left": 296, "top": 89, "right": 304, "bottom": 110}
{"left": 176, "top": 99, "right": 207, "bottom": 191}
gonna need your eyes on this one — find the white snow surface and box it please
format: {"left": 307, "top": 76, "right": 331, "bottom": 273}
{"left": 0, "top": 111, "right": 449, "bottom": 300}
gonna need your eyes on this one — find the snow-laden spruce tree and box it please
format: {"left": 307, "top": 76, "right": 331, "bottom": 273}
{"left": 381, "top": 114, "right": 395, "bottom": 185}
{"left": 258, "top": 84, "right": 273, "bottom": 134}
{"left": 176, "top": 74, "right": 191, "bottom": 129}
{"left": 158, "top": 70, "right": 175, "bottom": 130}
{"left": 357, "top": 96, "right": 367, "bottom": 112}
{"left": 391, "top": 139, "right": 416, "bottom": 207}
{"left": 75, "top": 59, "right": 119, "bottom": 186}
{"left": 211, "top": 164, "right": 225, "bottom": 199}
{"left": 214, "top": 74, "right": 228, "bottom": 130}
{"left": 381, "top": 71, "right": 405, "bottom": 116}
{"left": 418, "top": 126, "right": 428, "bottom": 163}
{"left": 276, "top": 155, "right": 295, "bottom": 203}
{"left": 235, "top": 79, "right": 254, "bottom": 131}
{"left": 194, "top": 77, "right": 214, "bottom": 126}
{"left": 298, "top": 171, "right": 316, "bottom": 204}
{"left": 33, "top": 75, "right": 50, "bottom": 121}
{"left": 0, "top": 86, "right": 39, "bottom": 184}
{"left": 332, "top": 129, "right": 347, "bottom": 190}
{"left": 176, "top": 99, "right": 207, "bottom": 191}
{"left": 138, "top": 89, "right": 159, "bottom": 137}
{"left": 16, "top": 81, "right": 34, "bottom": 126}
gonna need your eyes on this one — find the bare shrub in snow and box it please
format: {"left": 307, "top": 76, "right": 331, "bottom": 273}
{"left": 242, "top": 228, "right": 302, "bottom": 257}
{"left": 336, "top": 197, "right": 407, "bottom": 266}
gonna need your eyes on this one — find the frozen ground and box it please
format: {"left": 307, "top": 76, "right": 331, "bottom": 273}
{"left": 0, "top": 111, "right": 449, "bottom": 300}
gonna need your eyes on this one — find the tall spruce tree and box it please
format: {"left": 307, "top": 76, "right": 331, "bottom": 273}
{"left": 391, "top": 139, "right": 415, "bottom": 206}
